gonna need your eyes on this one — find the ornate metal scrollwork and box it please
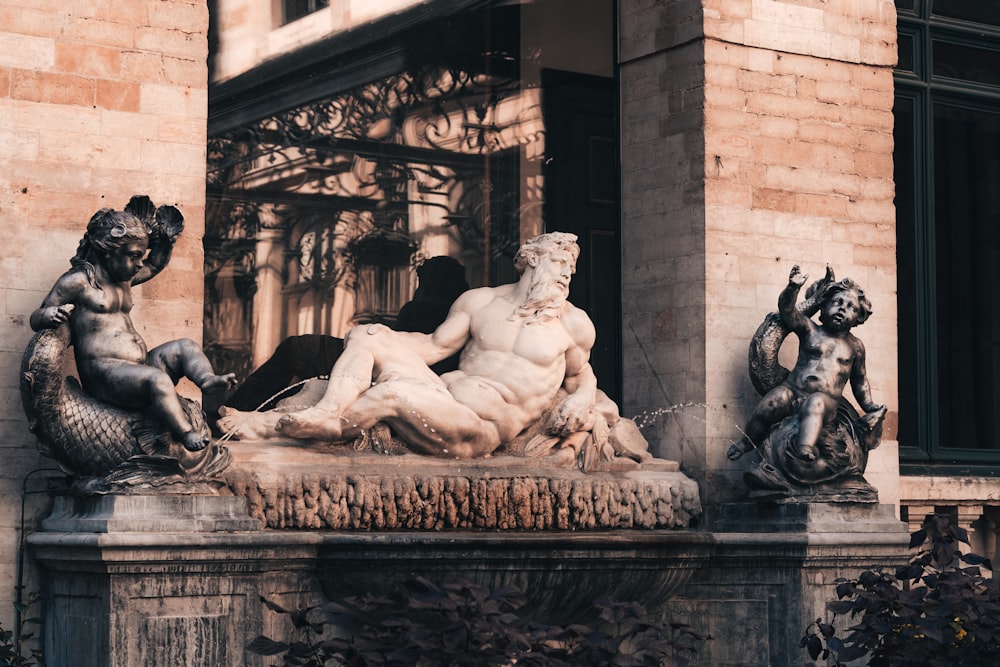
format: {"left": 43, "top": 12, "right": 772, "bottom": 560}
{"left": 205, "top": 51, "right": 545, "bottom": 376}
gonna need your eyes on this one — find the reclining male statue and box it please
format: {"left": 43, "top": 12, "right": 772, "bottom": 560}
{"left": 219, "top": 232, "right": 650, "bottom": 469}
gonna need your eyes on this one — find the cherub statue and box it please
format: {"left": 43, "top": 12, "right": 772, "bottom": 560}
{"left": 728, "top": 265, "right": 887, "bottom": 499}
{"left": 21, "top": 196, "right": 235, "bottom": 488}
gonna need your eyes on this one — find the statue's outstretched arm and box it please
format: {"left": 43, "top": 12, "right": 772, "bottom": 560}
{"left": 778, "top": 265, "right": 810, "bottom": 333}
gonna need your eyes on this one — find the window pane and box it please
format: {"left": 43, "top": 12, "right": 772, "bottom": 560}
{"left": 933, "top": 103, "right": 1000, "bottom": 449}
{"left": 895, "top": 0, "right": 915, "bottom": 12}
{"left": 933, "top": 41, "right": 1000, "bottom": 86}
{"left": 898, "top": 33, "right": 915, "bottom": 72}
{"left": 894, "top": 96, "right": 918, "bottom": 449}
{"left": 932, "top": 0, "right": 1000, "bottom": 26}
{"left": 205, "top": 2, "right": 620, "bottom": 401}
{"left": 284, "top": 0, "right": 328, "bottom": 25}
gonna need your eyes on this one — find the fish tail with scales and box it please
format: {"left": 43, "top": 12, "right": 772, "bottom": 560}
{"left": 20, "top": 324, "right": 224, "bottom": 485}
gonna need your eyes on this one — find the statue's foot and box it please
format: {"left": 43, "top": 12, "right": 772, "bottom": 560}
{"left": 727, "top": 439, "right": 753, "bottom": 460}
{"left": 201, "top": 373, "right": 238, "bottom": 393}
{"left": 274, "top": 407, "right": 343, "bottom": 441}
{"left": 217, "top": 406, "right": 280, "bottom": 440}
{"left": 181, "top": 430, "right": 209, "bottom": 452}
{"left": 792, "top": 443, "right": 818, "bottom": 461}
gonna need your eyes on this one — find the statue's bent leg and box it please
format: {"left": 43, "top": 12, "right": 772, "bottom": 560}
{"left": 340, "top": 379, "right": 502, "bottom": 458}
{"left": 147, "top": 339, "right": 236, "bottom": 392}
{"left": 795, "top": 393, "right": 837, "bottom": 461}
{"left": 730, "top": 385, "right": 795, "bottom": 459}
{"left": 276, "top": 325, "right": 442, "bottom": 441}
{"left": 85, "top": 358, "right": 207, "bottom": 451}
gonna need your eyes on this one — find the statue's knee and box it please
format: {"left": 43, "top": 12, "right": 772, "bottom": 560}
{"left": 170, "top": 338, "right": 199, "bottom": 354}
{"left": 759, "top": 398, "right": 786, "bottom": 420}
{"left": 345, "top": 323, "right": 391, "bottom": 349}
{"left": 801, "top": 395, "right": 828, "bottom": 418}
{"left": 147, "top": 372, "right": 177, "bottom": 399}
{"left": 366, "top": 382, "right": 401, "bottom": 404}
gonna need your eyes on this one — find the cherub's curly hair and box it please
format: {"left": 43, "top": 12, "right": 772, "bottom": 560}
{"left": 822, "top": 278, "right": 873, "bottom": 324}
{"left": 513, "top": 232, "right": 579, "bottom": 274}
{"left": 70, "top": 209, "right": 150, "bottom": 287}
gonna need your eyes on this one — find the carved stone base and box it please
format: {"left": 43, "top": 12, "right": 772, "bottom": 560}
{"left": 30, "top": 503, "right": 711, "bottom": 666}
{"left": 671, "top": 502, "right": 910, "bottom": 666}
{"left": 41, "top": 493, "right": 262, "bottom": 532}
{"left": 222, "top": 440, "right": 701, "bottom": 530}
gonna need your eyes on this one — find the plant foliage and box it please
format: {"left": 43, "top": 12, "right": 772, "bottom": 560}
{"left": 249, "top": 577, "right": 708, "bottom": 666}
{"left": 0, "top": 591, "right": 43, "bottom": 667}
{"left": 802, "top": 513, "right": 1000, "bottom": 666}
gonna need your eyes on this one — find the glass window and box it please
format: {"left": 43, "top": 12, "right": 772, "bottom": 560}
{"left": 283, "top": 0, "right": 329, "bottom": 25}
{"left": 933, "top": 40, "right": 1000, "bottom": 87}
{"left": 933, "top": 103, "right": 1000, "bottom": 449}
{"left": 931, "top": 0, "right": 1000, "bottom": 26}
{"left": 895, "top": 3, "right": 1000, "bottom": 464}
{"left": 893, "top": 95, "right": 918, "bottom": 451}
{"left": 898, "top": 33, "right": 916, "bottom": 72}
{"left": 205, "top": 1, "right": 621, "bottom": 402}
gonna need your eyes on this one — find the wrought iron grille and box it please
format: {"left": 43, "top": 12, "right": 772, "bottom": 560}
{"left": 205, "top": 50, "right": 545, "bottom": 379}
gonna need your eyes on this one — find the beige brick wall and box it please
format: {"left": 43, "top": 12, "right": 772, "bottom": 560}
{"left": 620, "top": 0, "right": 898, "bottom": 503}
{"left": 0, "top": 0, "right": 209, "bottom": 626}
{"left": 211, "top": 0, "right": 430, "bottom": 84}
{"left": 620, "top": 0, "right": 708, "bottom": 468}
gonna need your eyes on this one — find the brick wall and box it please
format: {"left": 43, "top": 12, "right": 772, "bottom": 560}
{"left": 211, "top": 0, "right": 430, "bottom": 84}
{"left": 620, "top": 0, "right": 898, "bottom": 503}
{"left": 620, "top": 0, "right": 708, "bottom": 468}
{"left": 0, "top": 0, "right": 209, "bottom": 627}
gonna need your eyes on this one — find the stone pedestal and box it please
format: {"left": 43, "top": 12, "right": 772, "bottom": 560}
{"left": 27, "top": 494, "right": 312, "bottom": 667}
{"left": 28, "top": 436, "right": 710, "bottom": 666}
{"left": 41, "top": 494, "right": 262, "bottom": 532}
{"left": 671, "top": 502, "right": 910, "bottom": 667}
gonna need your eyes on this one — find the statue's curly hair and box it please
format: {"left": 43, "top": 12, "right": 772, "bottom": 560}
{"left": 70, "top": 208, "right": 150, "bottom": 287}
{"left": 513, "top": 232, "right": 580, "bottom": 275}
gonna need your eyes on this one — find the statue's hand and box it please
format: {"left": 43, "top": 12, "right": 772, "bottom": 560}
{"left": 789, "top": 265, "right": 807, "bottom": 286}
{"left": 859, "top": 405, "right": 888, "bottom": 450}
{"left": 37, "top": 304, "right": 74, "bottom": 328}
{"left": 546, "top": 393, "right": 595, "bottom": 436}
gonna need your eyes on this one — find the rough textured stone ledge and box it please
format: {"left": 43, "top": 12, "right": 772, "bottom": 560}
{"left": 223, "top": 441, "right": 701, "bottom": 531}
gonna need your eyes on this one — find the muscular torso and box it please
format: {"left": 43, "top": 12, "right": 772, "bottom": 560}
{"left": 786, "top": 326, "right": 858, "bottom": 398}
{"left": 442, "top": 292, "right": 579, "bottom": 440}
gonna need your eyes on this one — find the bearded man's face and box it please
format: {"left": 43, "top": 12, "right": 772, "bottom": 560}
{"left": 531, "top": 249, "right": 574, "bottom": 297}
{"left": 512, "top": 249, "right": 575, "bottom": 324}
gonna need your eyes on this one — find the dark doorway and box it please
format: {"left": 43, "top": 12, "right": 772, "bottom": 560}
{"left": 542, "top": 70, "right": 621, "bottom": 404}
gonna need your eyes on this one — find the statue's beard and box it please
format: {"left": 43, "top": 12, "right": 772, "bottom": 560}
{"left": 511, "top": 276, "right": 569, "bottom": 325}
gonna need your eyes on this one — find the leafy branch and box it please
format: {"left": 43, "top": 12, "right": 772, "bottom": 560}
{"left": 250, "top": 577, "right": 709, "bottom": 666}
{"left": 803, "top": 513, "right": 1000, "bottom": 666}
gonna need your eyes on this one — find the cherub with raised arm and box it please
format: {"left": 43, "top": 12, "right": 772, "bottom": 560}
{"left": 728, "top": 265, "right": 884, "bottom": 462}
{"left": 30, "top": 197, "right": 236, "bottom": 452}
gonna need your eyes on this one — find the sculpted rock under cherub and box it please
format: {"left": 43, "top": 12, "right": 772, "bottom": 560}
{"left": 21, "top": 196, "right": 235, "bottom": 490}
{"left": 729, "top": 265, "right": 887, "bottom": 499}
{"left": 219, "top": 232, "right": 651, "bottom": 471}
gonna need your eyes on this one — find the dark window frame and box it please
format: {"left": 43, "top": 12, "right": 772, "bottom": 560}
{"left": 282, "top": 0, "right": 330, "bottom": 26}
{"left": 896, "top": 0, "right": 1000, "bottom": 469}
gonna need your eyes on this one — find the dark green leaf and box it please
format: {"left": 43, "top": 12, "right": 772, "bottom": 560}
{"left": 247, "top": 636, "right": 289, "bottom": 656}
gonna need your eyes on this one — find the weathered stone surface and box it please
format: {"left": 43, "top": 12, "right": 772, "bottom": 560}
{"left": 40, "top": 493, "right": 261, "bottom": 533}
{"left": 223, "top": 440, "right": 701, "bottom": 530}
{"left": 673, "top": 502, "right": 909, "bottom": 666}
{"left": 29, "top": 527, "right": 714, "bottom": 666}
